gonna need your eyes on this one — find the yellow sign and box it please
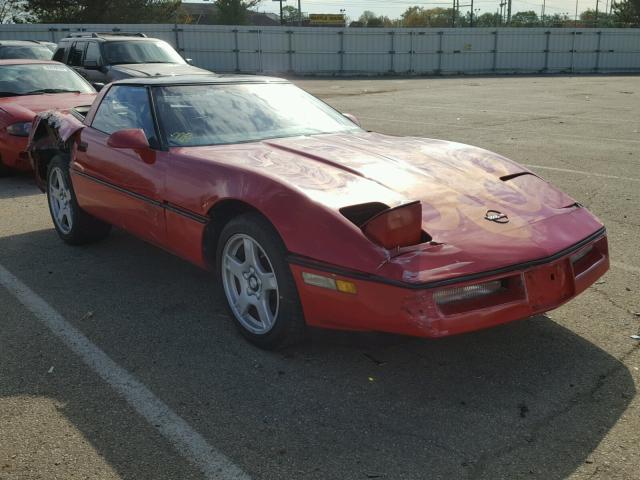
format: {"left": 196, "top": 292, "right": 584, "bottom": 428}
{"left": 309, "top": 13, "right": 345, "bottom": 25}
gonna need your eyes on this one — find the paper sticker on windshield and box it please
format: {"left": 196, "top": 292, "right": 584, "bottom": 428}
{"left": 43, "top": 65, "right": 67, "bottom": 71}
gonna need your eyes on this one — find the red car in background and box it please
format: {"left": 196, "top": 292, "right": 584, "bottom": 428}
{"left": 0, "top": 59, "right": 95, "bottom": 176}
{"left": 28, "top": 76, "right": 609, "bottom": 349}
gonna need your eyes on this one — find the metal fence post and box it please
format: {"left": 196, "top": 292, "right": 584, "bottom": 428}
{"left": 595, "top": 31, "right": 602, "bottom": 72}
{"left": 258, "top": 29, "right": 263, "bottom": 73}
{"left": 287, "top": 30, "right": 293, "bottom": 73}
{"left": 436, "top": 31, "right": 444, "bottom": 75}
{"left": 409, "top": 31, "right": 414, "bottom": 74}
{"left": 233, "top": 29, "right": 240, "bottom": 72}
{"left": 570, "top": 30, "right": 577, "bottom": 73}
{"left": 543, "top": 30, "right": 551, "bottom": 72}
{"left": 492, "top": 30, "right": 498, "bottom": 73}
{"left": 49, "top": 27, "right": 57, "bottom": 42}
{"left": 338, "top": 30, "right": 345, "bottom": 75}
{"left": 388, "top": 31, "right": 395, "bottom": 74}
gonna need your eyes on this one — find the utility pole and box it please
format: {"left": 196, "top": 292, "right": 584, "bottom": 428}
{"left": 278, "top": 0, "right": 284, "bottom": 25}
{"left": 594, "top": 0, "right": 599, "bottom": 26}
{"left": 507, "top": 0, "right": 512, "bottom": 24}
{"left": 298, "top": 0, "right": 302, "bottom": 26}
{"left": 541, "top": 0, "right": 546, "bottom": 23}
{"left": 470, "top": 0, "right": 474, "bottom": 26}
{"left": 452, "top": 0, "right": 456, "bottom": 27}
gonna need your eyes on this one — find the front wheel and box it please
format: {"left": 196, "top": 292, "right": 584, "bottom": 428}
{"left": 47, "top": 155, "right": 111, "bottom": 245}
{"left": 216, "top": 213, "right": 306, "bottom": 349}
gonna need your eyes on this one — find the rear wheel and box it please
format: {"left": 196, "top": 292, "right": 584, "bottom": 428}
{"left": 217, "top": 213, "right": 306, "bottom": 349}
{"left": 47, "top": 155, "right": 111, "bottom": 245}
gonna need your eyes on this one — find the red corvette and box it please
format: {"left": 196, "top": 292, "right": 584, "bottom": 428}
{"left": 28, "top": 75, "right": 609, "bottom": 348}
{"left": 0, "top": 59, "right": 96, "bottom": 176}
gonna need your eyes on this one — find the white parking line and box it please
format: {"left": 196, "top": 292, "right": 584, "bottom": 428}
{"left": 0, "top": 263, "right": 251, "bottom": 480}
{"left": 524, "top": 164, "right": 640, "bottom": 183}
{"left": 611, "top": 261, "right": 640, "bottom": 275}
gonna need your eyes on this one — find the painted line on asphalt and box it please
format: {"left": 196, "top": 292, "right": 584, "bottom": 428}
{"left": 524, "top": 164, "right": 640, "bottom": 183}
{"left": 611, "top": 261, "right": 640, "bottom": 275}
{"left": 0, "top": 263, "right": 251, "bottom": 480}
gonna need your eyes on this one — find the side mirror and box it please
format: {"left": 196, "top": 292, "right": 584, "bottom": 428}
{"left": 84, "top": 60, "right": 101, "bottom": 70}
{"left": 343, "top": 113, "right": 361, "bottom": 127}
{"left": 185, "top": 57, "right": 193, "bottom": 64}
{"left": 107, "top": 129, "right": 155, "bottom": 163}
{"left": 91, "top": 82, "right": 105, "bottom": 92}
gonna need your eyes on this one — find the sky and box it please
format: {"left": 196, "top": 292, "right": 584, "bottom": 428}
{"left": 250, "top": 0, "right": 609, "bottom": 20}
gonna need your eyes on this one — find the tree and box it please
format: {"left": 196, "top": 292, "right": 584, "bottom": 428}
{"left": 613, "top": 0, "right": 640, "bottom": 25}
{"left": 401, "top": 6, "right": 453, "bottom": 27}
{"left": 475, "top": 12, "right": 501, "bottom": 26}
{"left": 214, "top": 0, "right": 260, "bottom": 25}
{"left": 281, "top": 5, "right": 300, "bottom": 23}
{"left": 24, "top": 0, "right": 181, "bottom": 23}
{"left": 510, "top": 10, "right": 539, "bottom": 26}
{"left": 0, "top": 0, "right": 28, "bottom": 23}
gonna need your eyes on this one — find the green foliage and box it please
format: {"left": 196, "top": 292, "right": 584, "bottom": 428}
{"left": 214, "top": 0, "right": 259, "bottom": 25}
{"left": 24, "top": 0, "right": 181, "bottom": 23}
{"left": 613, "top": 0, "right": 640, "bottom": 25}
{"left": 401, "top": 7, "right": 454, "bottom": 27}
{"left": 510, "top": 10, "right": 539, "bottom": 26}
{"left": 281, "top": 5, "right": 299, "bottom": 23}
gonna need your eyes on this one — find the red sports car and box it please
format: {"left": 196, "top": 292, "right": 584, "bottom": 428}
{"left": 28, "top": 75, "right": 609, "bottom": 349}
{"left": 0, "top": 59, "right": 95, "bottom": 176}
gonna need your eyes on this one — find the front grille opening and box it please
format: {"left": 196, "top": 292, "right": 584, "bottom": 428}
{"left": 434, "top": 275, "right": 525, "bottom": 316}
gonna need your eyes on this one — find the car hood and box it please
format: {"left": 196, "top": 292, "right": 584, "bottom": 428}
{"left": 110, "top": 63, "right": 210, "bottom": 78}
{"left": 0, "top": 92, "right": 96, "bottom": 123}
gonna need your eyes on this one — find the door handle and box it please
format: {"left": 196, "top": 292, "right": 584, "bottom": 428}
{"left": 78, "top": 141, "right": 88, "bottom": 152}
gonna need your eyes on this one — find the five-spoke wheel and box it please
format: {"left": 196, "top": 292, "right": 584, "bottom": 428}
{"left": 217, "top": 213, "right": 306, "bottom": 349}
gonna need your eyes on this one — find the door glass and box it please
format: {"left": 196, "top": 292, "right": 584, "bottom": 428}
{"left": 84, "top": 42, "right": 102, "bottom": 65}
{"left": 92, "top": 86, "right": 157, "bottom": 145}
{"left": 68, "top": 41, "right": 87, "bottom": 66}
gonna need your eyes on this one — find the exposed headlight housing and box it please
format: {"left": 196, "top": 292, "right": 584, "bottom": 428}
{"left": 6, "top": 121, "right": 32, "bottom": 137}
{"left": 362, "top": 201, "right": 426, "bottom": 249}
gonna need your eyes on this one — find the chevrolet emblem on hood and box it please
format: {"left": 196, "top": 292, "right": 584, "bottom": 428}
{"left": 485, "top": 210, "right": 509, "bottom": 223}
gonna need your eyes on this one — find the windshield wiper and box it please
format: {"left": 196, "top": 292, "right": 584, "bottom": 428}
{"left": 24, "top": 89, "right": 82, "bottom": 95}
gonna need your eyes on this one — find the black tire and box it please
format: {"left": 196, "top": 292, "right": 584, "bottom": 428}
{"left": 216, "top": 212, "right": 306, "bottom": 349}
{"left": 46, "top": 155, "right": 111, "bottom": 245}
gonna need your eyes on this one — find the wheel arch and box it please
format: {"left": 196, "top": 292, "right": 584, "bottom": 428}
{"left": 203, "top": 198, "right": 283, "bottom": 270}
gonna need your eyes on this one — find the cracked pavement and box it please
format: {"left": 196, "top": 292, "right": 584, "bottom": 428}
{"left": 1, "top": 75, "right": 639, "bottom": 479}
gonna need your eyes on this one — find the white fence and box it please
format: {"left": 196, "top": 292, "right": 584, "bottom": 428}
{"left": 2, "top": 24, "right": 640, "bottom": 75}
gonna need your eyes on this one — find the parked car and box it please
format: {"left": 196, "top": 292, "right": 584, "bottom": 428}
{"left": 28, "top": 75, "right": 609, "bottom": 349}
{"left": 0, "top": 59, "right": 96, "bottom": 176}
{"left": 0, "top": 40, "right": 54, "bottom": 60}
{"left": 52, "top": 32, "right": 210, "bottom": 88}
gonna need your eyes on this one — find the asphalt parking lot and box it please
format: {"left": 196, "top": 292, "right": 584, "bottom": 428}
{"left": 1, "top": 75, "right": 639, "bottom": 480}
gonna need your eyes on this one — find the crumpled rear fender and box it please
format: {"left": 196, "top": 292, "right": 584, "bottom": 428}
{"left": 27, "top": 110, "right": 85, "bottom": 191}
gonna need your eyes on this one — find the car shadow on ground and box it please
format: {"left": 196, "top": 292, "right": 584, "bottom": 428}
{"left": 0, "top": 228, "right": 635, "bottom": 480}
{"left": 0, "top": 174, "right": 40, "bottom": 199}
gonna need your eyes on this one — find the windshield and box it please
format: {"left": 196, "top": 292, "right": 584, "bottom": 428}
{"left": 103, "top": 40, "right": 185, "bottom": 65}
{"left": 0, "top": 45, "right": 53, "bottom": 60}
{"left": 0, "top": 63, "right": 94, "bottom": 97}
{"left": 152, "top": 83, "right": 361, "bottom": 147}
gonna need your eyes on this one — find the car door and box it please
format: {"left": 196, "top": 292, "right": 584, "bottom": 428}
{"left": 81, "top": 41, "right": 106, "bottom": 84}
{"left": 67, "top": 41, "right": 87, "bottom": 76}
{"left": 71, "top": 85, "right": 167, "bottom": 247}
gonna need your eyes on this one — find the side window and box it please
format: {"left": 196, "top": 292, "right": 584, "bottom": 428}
{"left": 68, "top": 41, "right": 87, "bottom": 66}
{"left": 84, "top": 42, "right": 102, "bottom": 65}
{"left": 52, "top": 46, "right": 66, "bottom": 62}
{"left": 92, "top": 86, "right": 157, "bottom": 146}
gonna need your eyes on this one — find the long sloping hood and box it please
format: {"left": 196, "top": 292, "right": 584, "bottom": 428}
{"left": 178, "top": 131, "right": 602, "bottom": 268}
{"left": 110, "top": 63, "right": 210, "bottom": 78}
